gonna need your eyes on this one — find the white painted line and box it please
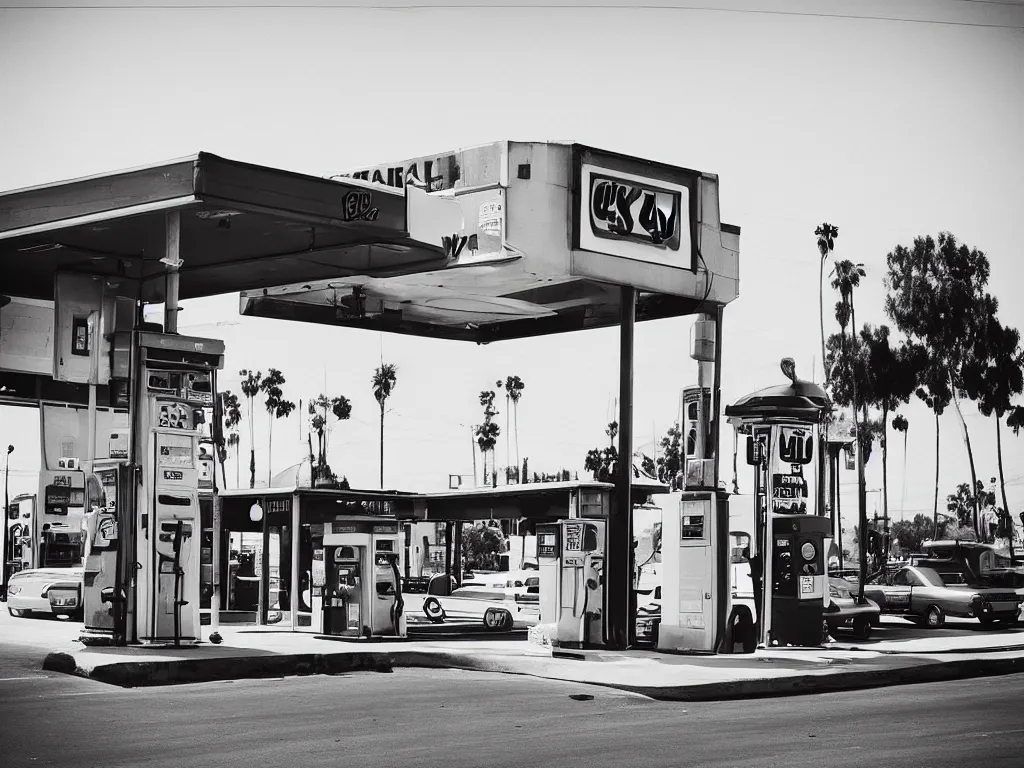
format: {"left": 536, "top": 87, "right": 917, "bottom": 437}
{"left": 0, "top": 676, "right": 49, "bottom": 681}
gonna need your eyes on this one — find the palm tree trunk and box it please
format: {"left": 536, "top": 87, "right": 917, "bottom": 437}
{"left": 996, "top": 414, "right": 1015, "bottom": 565}
{"left": 819, "top": 257, "right": 827, "bottom": 384}
{"left": 513, "top": 403, "right": 520, "bottom": 481}
{"left": 933, "top": 411, "right": 940, "bottom": 533}
{"left": 379, "top": 404, "right": 385, "bottom": 489}
{"left": 949, "top": 375, "right": 980, "bottom": 538}
{"left": 219, "top": 455, "right": 227, "bottom": 491}
{"left": 505, "top": 394, "right": 511, "bottom": 483}
{"left": 881, "top": 403, "right": 889, "bottom": 528}
{"left": 235, "top": 446, "right": 240, "bottom": 488}
{"left": 248, "top": 406, "right": 256, "bottom": 489}
{"left": 267, "top": 415, "right": 274, "bottom": 487}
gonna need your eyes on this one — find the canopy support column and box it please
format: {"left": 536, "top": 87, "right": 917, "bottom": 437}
{"left": 608, "top": 286, "right": 635, "bottom": 651}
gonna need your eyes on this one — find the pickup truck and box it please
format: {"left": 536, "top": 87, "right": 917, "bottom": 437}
{"left": 861, "top": 565, "right": 1022, "bottom": 628}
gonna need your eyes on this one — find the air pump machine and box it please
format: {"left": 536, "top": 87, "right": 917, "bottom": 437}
{"left": 724, "top": 358, "right": 831, "bottom": 647}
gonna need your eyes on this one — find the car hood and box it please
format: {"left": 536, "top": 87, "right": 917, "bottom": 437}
{"left": 10, "top": 568, "right": 84, "bottom": 582}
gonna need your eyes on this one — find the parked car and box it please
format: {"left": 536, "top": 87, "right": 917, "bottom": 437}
{"left": 6, "top": 566, "right": 84, "bottom": 620}
{"left": 824, "top": 577, "right": 880, "bottom": 639}
{"left": 862, "top": 565, "right": 1022, "bottom": 628}
{"left": 413, "top": 583, "right": 540, "bottom": 631}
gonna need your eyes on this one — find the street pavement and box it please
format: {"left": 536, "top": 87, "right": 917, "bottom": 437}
{"left": 2, "top": 658, "right": 1023, "bottom": 768}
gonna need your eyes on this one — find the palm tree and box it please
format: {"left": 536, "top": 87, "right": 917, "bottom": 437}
{"left": 371, "top": 362, "right": 398, "bottom": 488}
{"left": 496, "top": 380, "right": 510, "bottom": 482}
{"left": 218, "top": 390, "right": 241, "bottom": 490}
{"left": 261, "top": 369, "right": 295, "bottom": 487}
{"left": 815, "top": 223, "right": 838, "bottom": 384}
{"left": 831, "top": 257, "right": 869, "bottom": 600}
{"left": 475, "top": 390, "right": 500, "bottom": 486}
{"left": 892, "top": 414, "right": 909, "bottom": 520}
{"left": 239, "top": 369, "right": 262, "bottom": 488}
{"left": 831, "top": 259, "right": 866, "bottom": 340}
{"left": 308, "top": 393, "right": 353, "bottom": 485}
{"left": 974, "top": 318, "right": 1023, "bottom": 560}
{"left": 505, "top": 376, "right": 525, "bottom": 481}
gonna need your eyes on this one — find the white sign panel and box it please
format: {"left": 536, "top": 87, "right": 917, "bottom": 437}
{"left": 577, "top": 163, "right": 691, "bottom": 268}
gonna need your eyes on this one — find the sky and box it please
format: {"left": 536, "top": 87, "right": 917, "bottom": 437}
{"left": 1, "top": 0, "right": 1023, "bottom": 536}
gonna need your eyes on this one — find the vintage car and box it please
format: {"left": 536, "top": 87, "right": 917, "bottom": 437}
{"left": 824, "top": 577, "right": 881, "bottom": 639}
{"left": 410, "top": 582, "right": 540, "bottom": 631}
{"left": 6, "top": 566, "right": 84, "bottom": 620}
{"left": 861, "top": 565, "right": 1022, "bottom": 628}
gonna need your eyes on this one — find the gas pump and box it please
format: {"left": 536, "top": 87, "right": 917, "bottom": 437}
{"left": 80, "top": 469, "right": 121, "bottom": 641}
{"left": 322, "top": 522, "right": 406, "bottom": 638}
{"left": 129, "top": 331, "right": 223, "bottom": 646}
{"left": 658, "top": 491, "right": 731, "bottom": 653}
{"left": 534, "top": 519, "right": 606, "bottom": 648}
{"left": 325, "top": 546, "right": 363, "bottom": 636}
{"left": 724, "top": 358, "right": 831, "bottom": 648}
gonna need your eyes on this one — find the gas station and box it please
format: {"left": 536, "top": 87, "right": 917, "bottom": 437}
{"left": 0, "top": 140, "right": 835, "bottom": 654}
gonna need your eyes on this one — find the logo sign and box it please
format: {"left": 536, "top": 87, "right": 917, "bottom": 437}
{"left": 163, "top": 470, "right": 184, "bottom": 481}
{"left": 52, "top": 475, "right": 73, "bottom": 488}
{"left": 778, "top": 427, "right": 814, "bottom": 465}
{"left": 589, "top": 173, "right": 681, "bottom": 250}
{"left": 267, "top": 498, "right": 292, "bottom": 515}
{"left": 341, "top": 190, "right": 379, "bottom": 222}
{"left": 574, "top": 158, "right": 695, "bottom": 272}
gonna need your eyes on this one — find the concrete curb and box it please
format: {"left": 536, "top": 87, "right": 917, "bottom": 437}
{"left": 383, "top": 650, "right": 1024, "bottom": 702}
{"left": 43, "top": 650, "right": 395, "bottom": 688}
{"left": 42, "top": 647, "right": 1024, "bottom": 699}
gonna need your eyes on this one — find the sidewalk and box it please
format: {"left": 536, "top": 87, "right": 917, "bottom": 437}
{"left": 39, "top": 620, "right": 1024, "bottom": 701}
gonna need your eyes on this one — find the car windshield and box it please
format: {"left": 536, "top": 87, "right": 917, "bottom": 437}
{"left": 913, "top": 567, "right": 945, "bottom": 587}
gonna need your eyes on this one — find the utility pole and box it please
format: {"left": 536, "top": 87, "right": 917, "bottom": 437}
{"left": 2, "top": 444, "right": 12, "bottom": 600}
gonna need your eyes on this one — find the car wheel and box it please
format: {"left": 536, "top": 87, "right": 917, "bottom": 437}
{"left": 978, "top": 614, "right": 995, "bottom": 627}
{"left": 925, "top": 605, "right": 945, "bottom": 629}
{"left": 7, "top": 607, "right": 28, "bottom": 618}
{"left": 483, "top": 607, "right": 512, "bottom": 631}
{"left": 852, "top": 616, "right": 872, "bottom": 640}
{"left": 422, "top": 596, "right": 446, "bottom": 624}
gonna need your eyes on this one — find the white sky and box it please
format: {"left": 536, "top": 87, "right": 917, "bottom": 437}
{"left": 1, "top": 0, "right": 1023, "bottom": 531}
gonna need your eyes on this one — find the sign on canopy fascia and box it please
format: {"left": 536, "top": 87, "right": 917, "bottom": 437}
{"left": 569, "top": 144, "right": 739, "bottom": 304}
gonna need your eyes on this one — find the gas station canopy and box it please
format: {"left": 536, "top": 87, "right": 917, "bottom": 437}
{"left": 0, "top": 152, "right": 462, "bottom": 304}
{"left": 240, "top": 142, "right": 741, "bottom": 343}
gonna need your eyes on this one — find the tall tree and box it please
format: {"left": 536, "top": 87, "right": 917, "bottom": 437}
{"left": 475, "top": 390, "right": 500, "bottom": 486}
{"left": 260, "top": 368, "right": 295, "bottom": 487}
{"left": 861, "top": 326, "right": 927, "bottom": 528}
{"left": 831, "top": 259, "right": 866, "bottom": 345}
{"left": 496, "top": 379, "right": 511, "bottom": 482}
{"left": 971, "top": 315, "right": 1023, "bottom": 559}
{"left": 218, "top": 390, "right": 241, "bottom": 490}
{"left": 239, "top": 369, "right": 262, "bottom": 488}
{"left": 829, "top": 254, "right": 869, "bottom": 600}
{"left": 308, "top": 393, "right": 352, "bottom": 485}
{"left": 886, "top": 233, "right": 994, "bottom": 538}
{"left": 815, "top": 223, "right": 839, "bottom": 384}
{"left": 892, "top": 414, "right": 909, "bottom": 520}
{"left": 505, "top": 376, "right": 525, "bottom": 481}
{"left": 657, "top": 422, "right": 682, "bottom": 489}
{"left": 371, "top": 362, "right": 398, "bottom": 489}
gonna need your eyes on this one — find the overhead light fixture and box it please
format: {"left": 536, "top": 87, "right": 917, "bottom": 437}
{"left": 249, "top": 503, "right": 264, "bottom": 523}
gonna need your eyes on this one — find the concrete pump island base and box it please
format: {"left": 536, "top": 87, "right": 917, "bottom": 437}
{"left": 5, "top": 142, "right": 1024, "bottom": 699}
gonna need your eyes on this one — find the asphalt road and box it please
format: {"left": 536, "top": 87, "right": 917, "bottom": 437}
{"left": 3, "top": 609, "right": 1024, "bottom": 768}
{"left": 2, "top": 659, "right": 1023, "bottom": 767}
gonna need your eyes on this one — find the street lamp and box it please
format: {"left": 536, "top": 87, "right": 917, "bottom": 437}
{"left": 2, "top": 444, "right": 12, "bottom": 600}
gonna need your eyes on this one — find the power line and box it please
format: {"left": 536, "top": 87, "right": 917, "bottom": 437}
{"left": 1, "top": 3, "right": 1022, "bottom": 29}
